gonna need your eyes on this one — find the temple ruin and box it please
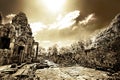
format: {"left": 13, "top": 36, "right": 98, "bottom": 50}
{"left": 0, "top": 12, "right": 39, "bottom": 65}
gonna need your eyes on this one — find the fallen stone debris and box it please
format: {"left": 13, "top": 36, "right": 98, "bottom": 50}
{"left": 41, "top": 13, "right": 120, "bottom": 76}
{"left": 0, "top": 12, "right": 120, "bottom": 79}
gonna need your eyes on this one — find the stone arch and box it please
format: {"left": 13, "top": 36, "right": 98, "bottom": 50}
{"left": 16, "top": 36, "right": 27, "bottom": 46}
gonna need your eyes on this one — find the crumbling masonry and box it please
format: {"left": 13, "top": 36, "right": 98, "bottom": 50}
{"left": 0, "top": 12, "right": 39, "bottom": 65}
{"left": 42, "top": 14, "right": 120, "bottom": 72}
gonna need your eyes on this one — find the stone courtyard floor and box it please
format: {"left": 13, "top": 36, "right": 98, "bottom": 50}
{"left": 0, "top": 64, "right": 120, "bottom": 80}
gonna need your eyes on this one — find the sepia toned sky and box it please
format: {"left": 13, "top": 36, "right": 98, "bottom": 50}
{"left": 0, "top": 0, "right": 120, "bottom": 47}
{"left": 0, "top": 0, "right": 120, "bottom": 24}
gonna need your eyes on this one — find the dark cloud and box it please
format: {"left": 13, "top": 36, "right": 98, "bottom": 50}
{"left": 72, "top": 0, "right": 120, "bottom": 27}
{"left": 0, "top": 0, "right": 23, "bottom": 15}
{"left": 0, "top": 0, "right": 24, "bottom": 23}
{"left": 67, "top": 0, "right": 119, "bottom": 23}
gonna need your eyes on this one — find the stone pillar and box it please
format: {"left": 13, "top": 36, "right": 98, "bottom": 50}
{"left": 33, "top": 42, "right": 39, "bottom": 59}
{"left": 9, "top": 39, "right": 15, "bottom": 57}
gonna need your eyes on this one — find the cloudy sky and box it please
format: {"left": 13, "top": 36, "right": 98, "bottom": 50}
{"left": 0, "top": 0, "right": 120, "bottom": 24}
{"left": 0, "top": 0, "right": 120, "bottom": 48}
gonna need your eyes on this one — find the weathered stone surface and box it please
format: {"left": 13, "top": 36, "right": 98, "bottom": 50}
{"left": 0, "top": 64, "right": 110, "bottom": 80}
{"left": 40, "top": 13, "right": 120, "bottom": 72}
{"left": 0, "top": 12, "right": 39, "bottom": 65}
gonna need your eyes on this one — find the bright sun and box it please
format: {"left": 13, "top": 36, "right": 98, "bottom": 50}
{"left": 41, "top": 0, "right": 66, "bottom": 13}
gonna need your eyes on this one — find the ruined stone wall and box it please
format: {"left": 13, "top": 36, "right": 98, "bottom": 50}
{"left": 42, "top": 14, "right": 120, "bottom": 72}
{"left": 0, "top": 12, "right": 39, "bottom": 65}
{"left": 0, "top": 49, "right": 11, "bottom": 65}
{"left": 11, "top": 12, "right": 39, "bottom": 64}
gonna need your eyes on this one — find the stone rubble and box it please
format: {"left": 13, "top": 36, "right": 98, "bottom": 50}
{"left": 41, "top": 13, "right": 120, "bottom": 72}
{"left": 0, "top": 12, "right": 120, "bottom": 79}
